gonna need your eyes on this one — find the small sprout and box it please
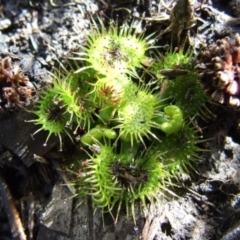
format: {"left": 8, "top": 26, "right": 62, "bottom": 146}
{"left": 159, "top": 105, "right": 183, "bottom": 135}
{"left": 81, "top": 125, "right": 117, "bottom": 146}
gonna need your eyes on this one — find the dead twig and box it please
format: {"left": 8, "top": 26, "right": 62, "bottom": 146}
{"left": 141, "top": 205, "right": 162, "bottom": 240}
{"left": 156, "top": 0, "right": 196, "bottom": 42}
{"left": 0, "top": 174, "right": 27, "bottom": 240}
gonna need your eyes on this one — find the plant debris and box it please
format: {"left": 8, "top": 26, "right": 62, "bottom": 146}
{"left": 0, "top": 56, "right": 35, "bottom": 110}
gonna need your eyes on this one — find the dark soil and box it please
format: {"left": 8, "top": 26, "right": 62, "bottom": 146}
{"left": 0, "top": 0, "right": 240, "bottom": 240}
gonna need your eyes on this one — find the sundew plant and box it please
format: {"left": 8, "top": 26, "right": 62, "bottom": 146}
{"left": 30, "top": 14, "right": 209, "bottom": 224}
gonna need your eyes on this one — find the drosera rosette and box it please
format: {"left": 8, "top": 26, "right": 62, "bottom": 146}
{"left": 149, "top": 45, "right": 193, "bottom": 81}
{"left": 114, "top": 88, "right": 164, "bottom": 146}
{"left": 89, "top": 75, "right": 140, "bottom": 125}
{"left": 73, "top": 139, "right": 175, "bottom": 225}
{"left": 29, "top": 81, "right": 72, "bottom": 151}
{"left": 148, "top": 45, "right": 211, "bottom": 120}
{"left": 29, "top": 72, "right": 93, "bottom": 150}
{"left": 154, "top": 123, "right": 203, "bottom": 176}
{"left": 110, "top": 148, "right": 175, "bottom": 225}
{"left": 161, "top": 72, "right": 211, "bottom": 120}
{"left": 71, "top": 15, "right": 156, "bottom": 78}
{"left": 116, "top": 19, "right": 156, "bottom": 71}
{"left": 90, "top": 75, "right": 138, "bottom": 109}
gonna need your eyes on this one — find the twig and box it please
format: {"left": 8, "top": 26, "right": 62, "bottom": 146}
{"left": 27, "top": 193, "right": 34, "bottom": 240}
{"left": 141, "top": 204, "right": 162, "bottom": 240}
{"left": 0, "top": 174, "right": 27, "bottom": 240}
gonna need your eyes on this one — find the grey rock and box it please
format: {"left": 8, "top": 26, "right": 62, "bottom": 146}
{"left": 40, "top": 181, "right": 73, "bottom": 235}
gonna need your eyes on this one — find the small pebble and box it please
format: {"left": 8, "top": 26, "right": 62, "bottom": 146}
{"left": 0, "top": 18, "right": 12, "bottom": 30}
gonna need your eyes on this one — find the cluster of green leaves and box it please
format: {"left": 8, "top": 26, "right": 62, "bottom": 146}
{"left": 31, "top": 16, "right": 209, "bottom": 224}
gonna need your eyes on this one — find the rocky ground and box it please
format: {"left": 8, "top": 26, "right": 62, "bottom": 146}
{"left": 1, "top": 0, "right": 240, "bottom": 239}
